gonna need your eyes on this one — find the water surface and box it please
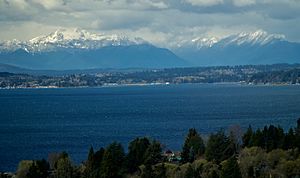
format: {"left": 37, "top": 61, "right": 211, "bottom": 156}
{"left": 0, "top": 84, "right": 300, "bottom": 171}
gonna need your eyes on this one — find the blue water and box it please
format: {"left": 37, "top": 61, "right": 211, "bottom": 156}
{"left": 0, "top": 84, "right": 300, "bottom": 172}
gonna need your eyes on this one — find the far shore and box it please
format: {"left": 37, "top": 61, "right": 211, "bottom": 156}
{"left": 0, "top": 81, "right": 299, "bottom": 90}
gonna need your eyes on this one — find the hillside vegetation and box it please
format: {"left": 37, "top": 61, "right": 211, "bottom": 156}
{"left": 2, "top": 119, "right": 300, "bottom": 178}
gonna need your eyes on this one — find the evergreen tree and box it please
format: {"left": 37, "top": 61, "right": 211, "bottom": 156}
{"left": 94, "top": 147, "right": 105, "bottom": 168}
{"left": 144, "top": 140, "right": 162, "bottom": 165}
{"left": 126, "top": 137, "right": 150, "bottom": 173}
{"left": 242, "top": 125, "right": 253, "bottom": 147}
{"left": 263, "top": 125, "right": 285, "bottom": 151}
{"left": 85, "top": 147, "right": 105, "bottom": 178}
{"left": 220, "top": 156, "right": 242, "bottom": 178}
{"left": 205, "top": 130, "right": 234, "bottom": 163}
{"left": 36, "top": 159, "right": 49, "bottom": 178}
{"left": 100, "top": 142, "right": 125, "bottom": 178}
{"left": 27, "top": 159, "right": 49, "bottom": 178}
{"left": 27, "top": 162, "right": 39, "bottom": 178}
{"left": 85, "top": 146, "right": 95, "bottom": 178}
{"left": 229, "top": 131, "right": 238, "bottom": 154}
{"left": 182, "top": 128, "right": 205, "bottom": 163}
{"left": 284, "top": 128, "right": 295, "bottom": 149}
{"left": 252, "top": 129, "right": 264, "bottom": 147}
{"left": 296, "top": 118, "right": 300, "bottom": 149}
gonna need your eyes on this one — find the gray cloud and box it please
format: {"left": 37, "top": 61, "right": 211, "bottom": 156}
{"left": 183, "top": 0, "right": 224, "bottom": 7}
{"left": 0, "top": 0, "right": 299, "bottom": 46}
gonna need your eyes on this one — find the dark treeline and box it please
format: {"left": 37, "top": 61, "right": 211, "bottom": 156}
{"left": 1, "top": 119, "right": 300, "bottom": 178}
{"left": 243, "top": 124, "right": 300, "bottom": 151}
{"left": 248, "top": 68, "right": 300, "bottom": 84}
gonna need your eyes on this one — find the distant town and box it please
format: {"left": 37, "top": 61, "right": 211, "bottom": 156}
{"left": 0, "top": 63, "right": 300, "bottom": 89}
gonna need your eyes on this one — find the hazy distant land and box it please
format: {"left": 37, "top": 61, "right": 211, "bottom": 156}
{"left": 0, "top": 63, "right": 299, "bottom": 89}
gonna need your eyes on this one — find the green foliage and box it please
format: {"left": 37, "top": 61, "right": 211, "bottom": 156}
{"left": 284, "top": 128, "right": 296, "bottom": 149}
{"left": 251, "top": 129, "right": 264, "bottom": 147}
{"left": 56, "top": 155, "right": 73, "bottom": 178}
{"left": 143, "top": 140, "right": 162, "bottom": 165}
{"left": 239, "top": 147, "right": 300, "bottom": 178}
{"left": 201, "top": 161, "right": 220, "bottom": 178}
{"left": 239, "top": 147, "right": 267, "bottom": 178}
{"left": 16, "top": 160, "right": 33, "bottom": 178}
{"left": 296, "top": 118, "right": 300, "bottom": 149}
{"left": 87, "top": 147, "right": 105, "bottom": 178}
{"left": 27, "top": 159, "right": 49, "bottom": 178}
{"left": 94, "top": 147, "right": 105, "bottom": 168}
{"left": 183, "top": 164, "right": 202, "bottom": 178}
{"left": 262, "top": 125, "right": 285, "bottom": 151}
{"left": 242, "top": 124, "right": 298, "bottom": 151}
{"left": 48, "top": 153, "right": 61, "bottom": 170}
{"left": 242, "top": 126, "right": 253, "bottom": 147}
{"left": 126, "top": 137, "right": 151, "bottom": 173}
{"left": 141, "top": 163, "right": 153, "bottom": 178}
{"left": 277, "top": 157, "right": 300, "bottom": 178}
{"left": 12, "top": 119, "right": 300, "bottom": 178}
{"left": 181, "top": 128, "right": 205, "bottom": 163}
{"left": 205, "top": 130, "right": 234, "bottom": 163}
{"left": 184, "top": 164, "right": 195, "bottom": 178}
{"left": 85, "top": 146, "right": 94, "bottom": 174}
{"left": 154, "top": 163, "right": 167, "bottom": 178}
{"left": 100, "top": 142, "right": 125, "bottom": 178}
{"left": 220, "top": 157, "right": 242, "bottom": 178}
{"left": 84, "top": 146, "right": 104, "bottom": 178}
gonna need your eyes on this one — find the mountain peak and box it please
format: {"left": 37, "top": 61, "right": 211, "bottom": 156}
{"left": 29, "top": 28, "right": 104, "bottom": 43}
{"left": 173, "top": 30, "right": 286, "bottom": 50}
{"left": 225, "top": 29, "right": 286, "bottom": 46}
{"left": 0, "top": 28, "right": 149, "bottom": 53}
{"left": 191, "top": 37, "right": 219, "bottom": 48}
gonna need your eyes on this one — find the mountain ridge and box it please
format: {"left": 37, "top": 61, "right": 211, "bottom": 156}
{"left": 0, "top": 29, "right": 299, "bottom": 69}
{"left": 0, "top": 28, "right": 148, "bottom": 53}
{"left": 173, "top": 30, "right": 300, "bottom": 66}
{"left": 0, "top": 29, "right": 187, "bottom": 70}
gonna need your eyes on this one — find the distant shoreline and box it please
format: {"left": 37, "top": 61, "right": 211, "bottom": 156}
{"left": 1, "top": 81, "right": 299, "bottom": 90}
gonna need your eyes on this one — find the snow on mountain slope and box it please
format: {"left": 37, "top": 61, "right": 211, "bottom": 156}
{"left": 173, "top": 30, "right": 299, "bottom": 66}
{"left": 0, "top": 29, "right": 187, "bottom": 70}
{"left": 0, "top": 28, "right": 148, "bottom": 53}
{"left": 220, "top": 30, "right": 285, "bottom": 46}
{"left": 174, "top": 30, "right": 286, "bottom": 50}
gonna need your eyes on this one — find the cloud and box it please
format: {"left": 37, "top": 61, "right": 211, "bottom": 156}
{"left": 0, "top": 0, "right": 300, "bottom": 45}
{"left": 232, "top": 0, "right": 256, "bottom": 7}
{"left": 30, "top": 0, "right": 67, "bottom": 10}
{"left": 183, "top": 0, "right": 224, "bottom": 7}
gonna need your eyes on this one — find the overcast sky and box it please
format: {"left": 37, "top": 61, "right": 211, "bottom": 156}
{"left": 0, "top": 0, "right": 299, "bottom": 47}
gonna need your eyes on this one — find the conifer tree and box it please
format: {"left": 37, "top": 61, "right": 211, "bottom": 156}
{"left": 126, "top": 137, "right": 150, "bottom": 173}
{"left": 220, "top": 156, "right": 242, "bottom": 178}
{"left": 205, "top": 130, "right": 234, "bottom": 163}
{"left": 100, "top": 142, "right": 125, "bottom": 178}
{"left": 182, "top": 128, "right": 205, "bottom": 163}
{"left": 242, "top": 125, "right": 253, "bottom": 147}
{"left": 85, "top": 146, "right": 95, "bottom": 177}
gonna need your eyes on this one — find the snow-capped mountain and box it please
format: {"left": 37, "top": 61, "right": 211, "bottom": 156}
{"left": 176, "top": 37, "right": 219, "bottom": 49}
{"left": 0, "top": 29, "right": 299, "bottom": 69}
{"left": 220, "top": 30, "right": 285, "bottom": 46}
{"left": 175, "top": 30, "right": 285, "bottom": 50}
{"left": 174, "top": 30, "right": 300, "bottom": 66}
{"left": 0, "top": 29, "right": 187, "bottom": 70}
{"left": 0, "top": 28, "right": 147, "bottom": 53}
